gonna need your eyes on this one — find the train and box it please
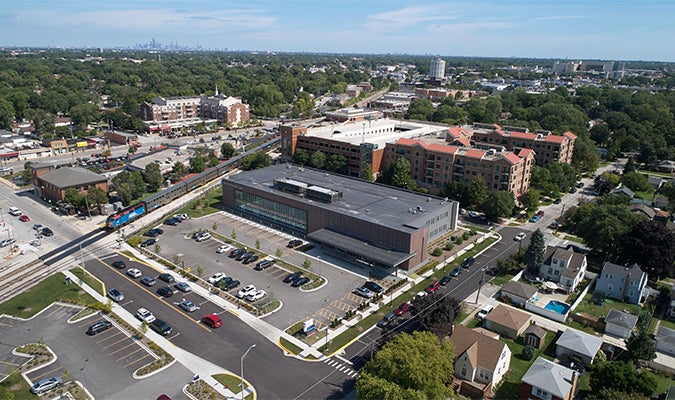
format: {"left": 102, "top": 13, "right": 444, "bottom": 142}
{"left": 105, "top": 137, "right": 280, "bottom": 230}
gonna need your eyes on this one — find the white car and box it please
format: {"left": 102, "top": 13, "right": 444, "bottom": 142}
{"left": 237, "top": 284, "right": 257, "bottom": 299}
{"left": 514, "top": 232, "right": 527, "bottom": 241}
{"left": 196, "top": 232, "right": 211, "bottom": 242}
{"left": 136, "top": 308, "right": 156, "bottom": 323}
{"left": 127, "top": 268, "right": 142, "bottom": 278}
{"left": 476, "top": 304, "right": 495, "bottom": 320}
{"left": 216, "top": 244, "right": 232, "bottom": 254}
{"left": 246, "top": 289, "right": 266, "bottom": 302}
{"left": 174, "top": 213, "right": 188, "bottom": 220}
{"left": 208, "top": 272, "right": 226, "bottom": 284}
{"left": 179, "top": 300, "right": 198, "bottom": 312}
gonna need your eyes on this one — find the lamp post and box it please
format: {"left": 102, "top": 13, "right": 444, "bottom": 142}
{"left": 475, "top": 268, "right": 486, "bottom": 304}
{"left": 240, "top": 344, "right": 256, "bottom": 400}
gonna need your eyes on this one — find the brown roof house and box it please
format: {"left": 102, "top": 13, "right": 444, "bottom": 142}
{"left": 33, "top": 166, "right": 109, "bottom": 203}
{"left": 520, "top": 357, "right": 578, "bottom": 400}
{"left": 483, "top": 304, "right": 531, "bottom": 340}
{"left": 499, "top": 281, "right": 537, "bottom": 306}
{"left": 524, "top": 323, "right": 547, "bottom": 349}
{"left": 449, "top": 325, "right": 511, "bottom": 398}
{"left": 539, "top": 246, "right": 587, "bottom": 293}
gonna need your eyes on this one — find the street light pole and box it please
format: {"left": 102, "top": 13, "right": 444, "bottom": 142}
{"left": 475, "top": 268, "right": 486, "bottom": 304}
{"left": 240, "top": 344, "right": 256, "bottom": 400}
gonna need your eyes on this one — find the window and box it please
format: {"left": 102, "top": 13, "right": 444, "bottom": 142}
{"left": 461, "top": 367, "right": 467, "bottom": 377}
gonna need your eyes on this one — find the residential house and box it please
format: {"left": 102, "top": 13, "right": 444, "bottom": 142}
{"left": 483, "top": 304, "right": 531, "bottom": 340}
{"left": 655, "top": 326, "right": 675, "bottom": 357}
{"left": 520, "top": 357, "right": 578, "bottom": 400}
{"left": 604, "top": 309, "right": 638, "bottom": 339}
{"left": 539, "top": 246, "right": 587, "bottom": 293}
{"left": 499, "top": 281, "right": 537, "bottom": 306}
{"left": 555, "top": 329, "right": 603, "bottom": 364}
{"left": 524, "top": 324, "right": 547, "bottom": 349}
{"left": 449, "top": 325, "right": 511, "bottom": 397}
{"left": 595, "top": 262, "right": 648, "bottom": 305}
{"left": 629, "top": 204, "right": 656, "bottom": 220}
{"left": 611, "top": 186, "right": 635, "bottom": 199}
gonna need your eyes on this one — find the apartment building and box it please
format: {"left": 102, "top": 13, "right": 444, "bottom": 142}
{"left": 139, "top": 92, "right": 249, "bottom": 129}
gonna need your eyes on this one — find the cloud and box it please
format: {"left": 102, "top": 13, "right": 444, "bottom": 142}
{"left": 364, "top": 5, "right": 457, "bottom": 32}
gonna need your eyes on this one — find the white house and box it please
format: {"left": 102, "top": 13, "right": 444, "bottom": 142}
{"left": 555, "top": 329, "right": 603, "bottom": 364}
{"left": 655, "top": 326, "right": 675, "bottom": 357}
{"left": 539, "top": 246, "right": 587, "bottom": 293}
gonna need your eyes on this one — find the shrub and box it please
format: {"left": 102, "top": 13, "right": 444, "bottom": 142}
{"left": 443, "top": 242, "right": 454, "bottom": 251}
{"left": 522, "top": 345, "right": 534, "bottom": 361}
{"left": 462, "top": 232, "right": 470, "bottom": 240}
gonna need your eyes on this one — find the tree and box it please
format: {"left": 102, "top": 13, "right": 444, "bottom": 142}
{"left": 626, "top": 331, "right": 656, "bottom": 362}
{"left": 117, "top": 183, "right": 132, "bottom": 206}
{"left": 405, "top": 99, "right": 434, "bottom": 121}
{"left": 144, "top": 162, "right": 164, "bottom": 192}
{"left": 310, "top": 151, "right": 327, "bottom": 169}
{"left": 326, "top": 154, "right": 348, "bottom": 175}
{"left": 520, "top": 189, "right": 541, "bottom": 212}
{"left": 621, "top": 172, "right": 652, "bottom": 193}
{"left": 220, "top": 142, "right": 235, "bottom": 159}
{"left": 64, "top": 188, "right": 83, "bottom": 207}
{"left": 0, "top": 98, "right": 15, "bottom": 129}
{"left": 571, "top": 203, "right": 643, "bottom": 256}
{"left": 481, "top": 190, "right": 515, "bottom": 221}
{"left": 292, "top": 148, "right": 310, "bottom": 166}
{"left": 86, "top": 187, "right": 108, "bottom": 213}
{"left": 617, "top": 220, "right": 675, "bottom": 280}
{"left": 411, "top": 295, "right": 461, "bottom": 338}
{"left": 466, "top": 175, "right": 488, "bottom": 209}
{"left": 523, "top": 229, "right": 545, "bottom": 273}
{"left": 661, "top": 182, "right": 675, "bottom": 210}
{"left": 389, "top": 158, "right": 416, "bottom": 190}
{"left": 169, "top": 161, "right": 188, "bottom": 181}
{"left": 361, "top": 163, "right": 375, "bottom": 182}
{"left": 445, "top": 181, "right": 468, "bottom": 205}
{"left": 241, "top": 152, "right": 273, "bottom": 170}
{"left": 190, "top": 156, "right": 206, "bottom": 173}
{"left": 128, "top": 145, "right": 137, "bottom": 154}
{"left": 623, "top": 157, "right": 638, "bottom": 174}
{"left": 589, "top": 360, "right": 657, "bottom": 397}
{"left": 356, "top": 331, "right": 455, "bottom": 400}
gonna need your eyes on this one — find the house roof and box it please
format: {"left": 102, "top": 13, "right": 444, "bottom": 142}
{"left": 556, "top": 329, "right": 602, "bottom": 358}
{"left": 600, "top": 262, "right": 646, "bottom": 283}
{"left": 612, "top": 186, "right": 635, "bottom": 198}
{"left": 501, "top": 281, "right": 537, "bottom": 299}
{"left": 39, "top": 167, "right": 108, "bottom": 188}
{"left": 449, "top": 324, "right": 509, "bottom": 372}
{"left": 656, "top": 326, "right": 675, "bottom": 347}
{"left": 485, "top": 304, "right": 531, "bottom": 331}
{"left": 630, "top": 204, "right": 656, "bottom": 219}
{"left": 605, "top": 309, "right": 638, "bottom": 330}
{"left": 524, "top": 324, "right": 547, "bottom": 339}
{"left": 543, "top": 246, "right": 587, "bottom": 279}
{"left": 517, "top": 148, "right": 535, "bottom": 158}
{"left": 522, "top": 357, "right": 576, "bottom": 399}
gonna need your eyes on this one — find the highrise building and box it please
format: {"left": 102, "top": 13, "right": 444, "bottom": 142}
{"left": 429, "top": 58, "right": 446, "bottom": 79}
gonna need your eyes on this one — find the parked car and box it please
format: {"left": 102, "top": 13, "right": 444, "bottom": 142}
{"left": 157, "top": 286, "right": 174, "bottom": 297}
{"left": 394, "top": 302, "right": 411, "bottom": 316}
{"left": 363, "top": 281, "right": 384, "bottom": 294}
{"left": 8, "top": 207, "right": 21, "bottom": 216}
{"left": 86, "top": 320, "right": 112, "bottom": 335}
{"left": 439, "top": 275, "right": 452, "bottom": 286}
{"left": 553, "top": 198, "right": 562, "bottom": 204}
{"left": 174, "top": 282, "right": 191, "bottom": 292}
{"left": 107, "top": 288, "right": 124, "bottom": 302}
{"left": 459, "top": 208, "right": 467, "bottom": 215}
{"left": 468, "top": 211, "right": 479, "bottom": 218}
{"left": 201, "top": 314, "right": 222, "bottom": 329}
{"left": 529, "top": 215, "right": 540, "bottom": 223}
{"left": 549, "top": 221, "right": 560, "bottom": 229}
{"left": 216, "top": 244, "right": 232, "bottom": 254}
{"left": 223, "top": 279, "right": 240, "bottom": 290}
{"left": 461, "top": 256, "right": 475, "bottom": 269}
{"left": 179, "top": 300, "right": 198, "bottom": 313}
{"left": 111, "top": 260, "right": 126, "bottom": 269}
{"left": 208, "top": 273, "right": 226, "bottom": 284}
{"left": 425, "top": 280, "right": 441, "bottom": 293}
{"left": 164, "top": 218, "right": 179, "bottom": 226}
{"left": 140, "top": 277, "right": 156, "bottom": 287}
{"left": 40, "top": 227, "right": 54, "bottom": 237}
{"left": 536, "top": 210, "right": 545, "bottom": 217}
{"left": 291, "top": 276, "right": 310, "bottom": 287}
{"left": 242, "top": 254, "right": 259, "bottom": 264}
{"left": 514, "top": 232, "right": 527, "bottom": 241}
{"left": 127, "top": 268, "right": 142, "bottom": 278}
{"left": 140, "top": 238, "right": 157, "bottom": 247}
{"left": 354, "top": 286, "right": 373, "bottom": 299}
{"left": 150, "top": 319, "right": 172, "bottom": 336}
{"left": 287, "top": 239, "right": 303, "bottom": 248}
{"left": 235, "top": 251, "right": 253, "bottom": 261}
{"left": 144, "top": 229, "right": 160, "bottom": 237}
{"left": 173, "top": 213, "right": 188, "bottom": 221}
{"left": 30, "top": 377, "right": 62, "bottom": 394}
{"left": 158, "top": 273, "right": 175, "bottom": 283}
{"left": 0, "top": 238, "right": 15, "bottom": 247}
{"left": 283, "top": 271, "right": 302, "bottom": 283}
{"left": 577, "top": 182, "right": 585, "bottom": 188}
{"left": 136, "top": 308, "right": 156, "bottom": 323}
{"left": 377, "top": 312, "right": 396, "bottom": 329}
{"left": 229, "top": 248, "right": 246, "bottom": 258}
{"left": 476, "top": 304, "right": 495, "bottom": 320}
{"left": 19, "top": 215, "right": 30, "bottom": 222}
{"left": 254, "top": 260, "right": 273, "bottom": 270}
{"left": 32, "top": 224, "right": 43, "bottom": 231}
{"left": 195, "top": 232, "right": 211, "bottom": 242}
{"left": 237, "top": 284, "right": 257, "bottom": 299}
{"left": 450, "top": 266, "right": 462, "bottom": 277}
{"left": 246, "top": 289, "right": 266, "bottom": 302}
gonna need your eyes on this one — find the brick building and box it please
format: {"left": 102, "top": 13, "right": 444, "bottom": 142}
{"left": 139, "top": 92, "right": 249, "bottom": 130}
{"left": 32, "top": 165, "right": 109, "bottom": 203}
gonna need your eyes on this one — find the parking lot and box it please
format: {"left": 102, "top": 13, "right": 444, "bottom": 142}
{"left": 138, "top": 213, "right": 376, "bottom": 329}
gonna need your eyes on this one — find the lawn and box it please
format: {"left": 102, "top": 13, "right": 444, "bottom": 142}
{"left": 0, "top": 371, "right": 31, "bottom": 400}
{"left": 212, "top": 374, "right": 253, "bottom": 400}
{"left": 70, "top": 267, "right": 104, "bottom": 295}
{"left": 178, "top": 186, "right": 223, "bottom": 218}
{"left": 490, "top": 273, "right": 515, "bottom": 287}
{"left": 0, "top": 273, "right": 99, "bottom": 318}
{"left": 563, "top": 234, "right": 585, "bottom": 244}
{"left": 573, "top": 292, "right": 642, "bottom": 320}
{"left": 633, "top": 190, "right": 655, "bottom": 201}
{"left": 659, "top": 318, "right": 675, "bottom": 331}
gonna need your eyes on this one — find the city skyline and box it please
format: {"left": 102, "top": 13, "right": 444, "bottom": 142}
{"left": 1, "top": 0, "right": 674, "bottom": 62}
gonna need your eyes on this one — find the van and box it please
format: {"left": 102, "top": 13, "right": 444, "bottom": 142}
{"left": 8, "top": 207, "right": 21, "bottom": 216}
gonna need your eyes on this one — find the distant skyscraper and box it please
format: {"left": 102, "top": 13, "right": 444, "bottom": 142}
{"left": 429, "top": 58, "right": 446, "bottom": 79}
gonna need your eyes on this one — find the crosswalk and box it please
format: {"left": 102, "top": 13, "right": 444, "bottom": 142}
{"left": 323, "top": 357, "right": 359, "bottom": 378}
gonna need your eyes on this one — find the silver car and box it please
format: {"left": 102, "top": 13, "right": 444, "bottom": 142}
{"left": 107, "top": 288, "right": 124, "bottom": 302}
{"left": 31, "top": 377, "right": 62, "bottom": 394}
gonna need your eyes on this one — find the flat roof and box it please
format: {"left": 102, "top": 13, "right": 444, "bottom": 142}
{"left": 224, "top": 163, "right": 455, "bottom": 234}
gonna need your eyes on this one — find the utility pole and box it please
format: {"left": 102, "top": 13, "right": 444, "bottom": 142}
{"left": 475, "top": 268, "right": 486, "bottom": 304}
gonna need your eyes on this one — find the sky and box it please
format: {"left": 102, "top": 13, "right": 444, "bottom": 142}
{"left": 1, "top": 0, "right": 674, "bottom": 62}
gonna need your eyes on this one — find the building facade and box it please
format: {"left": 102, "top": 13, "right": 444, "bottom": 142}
{"left": 595, "top": 262, "right": 648, "bottom": 305}
{"left": 139, "top": 93, "right": 249, "bottom": 129}
{"left": 539, "top": 246, "right": 587, "bottom": 293}
{"left": 221, "top": 163, "right": 459, "bottom": 272}
{"left": 32, "top": 166, "right": 109, "bottom": 203}
{"left": 429, "top": 58, "right": 446, "bottom": 79}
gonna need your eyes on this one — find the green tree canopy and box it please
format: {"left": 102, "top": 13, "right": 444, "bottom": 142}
{"left": 620, "top": 172, "right": 652, "bottom": 193}
{"left": 310, "top": 151, "right": 327, "bottom": 169}
{"left": 220, "top": 142, "right": 235, "bottom": 159}
{"left": 411, "top": 295, "right": 461, "bottom": 338}
{"left": 292, "top": 148, "right": 310, "bottom": 166}
{"left": 520, "top": 189, "right": 541, "bottom": 212}
{"left": 588, "top": 361, "right": 657, "bottom": 397}
{"left": 326, "top": 154, "right": 348, "bottom": 175}
{"left": 390, "top": 158, "right": 416, "bottom": 190}
{"left": 481, "top": 190, "right": 515, "bottom": 221}
{"left": 189, "top": 156, "right": 206, "bottom": 173}
{"left": 523, "top": 229, "right": 546, "bottom": 272}
{"left": 241, "top": 152, "right": 273, "bottom": 170}
{"left": 356, "top": 331, "right": 455, "bottom": 400}
{"left": 86, "top": 187, "right": 108, "bottom": 212}
{"left": 625, "top": 331, "right": 656, "bottom": 362}
{"left": 466, "top": 175, "right": 488, "bottom": 209}
{"left": 144, "top": 162, "right": 164, "bottom": 192}
{"left": 617, "top": 219, "right": 675, "bottom": 280}
{"left": 64, "top": 188, "right": 83, "bottom": 207}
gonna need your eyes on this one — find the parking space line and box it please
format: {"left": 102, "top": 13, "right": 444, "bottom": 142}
{"left": 167, "top": 332, "right": 180, "bottom": 340}
{"left": 115, "top": 347, "right": 146, "bottom": 362}
{"left": 0, "top": 360, "right": 20, "bottom": 366}
{"left": 32, "top": 366, "right": 63, "bottom": 380}
{"left": 103, "top": 337, "right": 129, "bottom": 350}
{"left": 0, "top": 322, "right": 14, "bottom": 328}
{"left": 124, "top": 353, "right": 152, "bottom": 368}
{"left": 109, "top": 342, "right": 138, "bottom": 356}
{"left": 44, "top": 306, "right": 64, "bottom": 318}
{"left": 96, "top": 331, "right": 123, "bottom": 343}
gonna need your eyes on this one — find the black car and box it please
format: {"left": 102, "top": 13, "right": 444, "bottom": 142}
{"left": 223, "top": 279, "right": 240, "bottom": 290}
{"left": 242, "top": 254, "right": 259, "bottom": 265}
{"left": 40, "top": 227, "right": 53, "bottom": 237}
{"left": 283, "top": 271, "right": 302, "bottom": 283}
{"left": 157, "top": 286, "right": 174, "bottom": 297}
{"left": 287, "top": 239, "right": 303, "bottom": 248}
{"left": 144, "top": 230, "right": 160, "bottom": 237}
{"left": 111, "top": 260, "right": 126, "bottom": 269}
{"left": 291, "top": 276, "right": 310, "bottom": 287}
{"left": 461, "top": 256, "right": 475, "bottom": 269}
{"left": 363, "top": 281, "right": 384, "bottom": 294}
{"left": 151, "top": 228, "right": 164, "bottom": 235}
{"left": 449, "top": 267, "right": 462, "bottom": 277}
{"left": 140, "top": 238, "right": 157, "bottom": 247}
{"left": 217, "top": 276, "right": 234, "bottom": 289}
{"left": 236, "top": 251, "right": 253, "bottom": 261}
{"left": 86, "top": 320, "right": 112, "bottom": 335}
{"left": 229, "top": 248, "right": 246, "bottom": 258}
{"left": 158, "top": 273, "right": 175, "bottom": 283}
{"left": 150, "top": 319, "right": 172, "bottom": 336}
{"left": 376, "top": 312, "right": 396, "bottom": 329}
{"left": 164, "top": 218, "right": 179, "bottom": 226}
{"left": 255, "top": 260, "right": 273, "bottom": 271}
{"left": 439, "top": 275, "right": 452, "bottom": 285}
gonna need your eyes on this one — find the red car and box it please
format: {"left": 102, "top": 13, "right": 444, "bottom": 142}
{"left": 201, "top": 314, "right": 222, "bottom": 328}
{"left": 394, "top": 302, "right": 411, "bottom": 316}
{"left": 425, "top": 280, "right": 441, "bottom": 293}
{"left": 19, "top": 215, "right": 30, "bottom": 222}
{"left": 536, "top": 210, "right": 545, "bottom": 217}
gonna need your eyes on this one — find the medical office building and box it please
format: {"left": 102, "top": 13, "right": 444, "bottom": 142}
{"left": 221, "top": 163, "right": 459, "bottom": 272}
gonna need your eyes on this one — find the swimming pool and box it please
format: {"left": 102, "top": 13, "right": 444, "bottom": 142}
{"left": 544, "top": 300, "right": 571, "bottom": 315}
